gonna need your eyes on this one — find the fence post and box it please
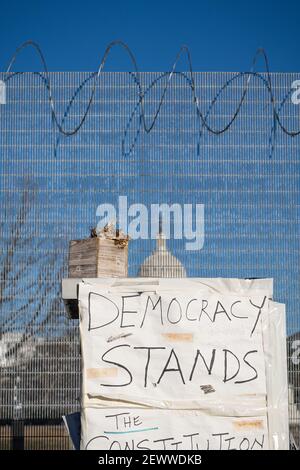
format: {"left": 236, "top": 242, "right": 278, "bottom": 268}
{"left": 12, "top": 420, "right": 24, "bottom": 450}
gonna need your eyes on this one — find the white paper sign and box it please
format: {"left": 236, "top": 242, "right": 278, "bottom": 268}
{"left": 81, "top": 408, "right": 268, "bottom": 450}
{"left": 79, "top": 283, "right": 268, "bottom": 405}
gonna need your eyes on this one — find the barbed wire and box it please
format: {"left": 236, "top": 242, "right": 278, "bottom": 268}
{"left": 3, "top": 40, "right": 300, "bottom": 158}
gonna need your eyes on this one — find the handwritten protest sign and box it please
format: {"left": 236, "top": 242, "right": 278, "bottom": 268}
{"left": 81, "top": 408, "right": 268, "bottom": 450}
{"left": 79, "top": 283, "right": 268, "bottom": 405}
{"left": 77, "top": 279, "right": 293, "bottom": 450}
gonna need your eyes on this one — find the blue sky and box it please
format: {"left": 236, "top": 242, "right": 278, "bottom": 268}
{"left": 0, "top": 0, "right": 300, "bottom": 72}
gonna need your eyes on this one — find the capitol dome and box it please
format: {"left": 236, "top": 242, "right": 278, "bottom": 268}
{"left": 138, "top": 229, "right": 186, "bottom": 278}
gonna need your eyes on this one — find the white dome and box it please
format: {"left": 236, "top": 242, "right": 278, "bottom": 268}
{"left": 138, "top": 234, "right": 186, "bottom": 278}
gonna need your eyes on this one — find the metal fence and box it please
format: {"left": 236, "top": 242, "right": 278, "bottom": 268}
{"left": 0, "top": 71, "right": 299, "bottom": 449}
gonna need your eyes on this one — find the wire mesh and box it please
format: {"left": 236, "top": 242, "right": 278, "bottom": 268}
{"left": 0, "top": 71, "right": 299, "bottom": 449}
